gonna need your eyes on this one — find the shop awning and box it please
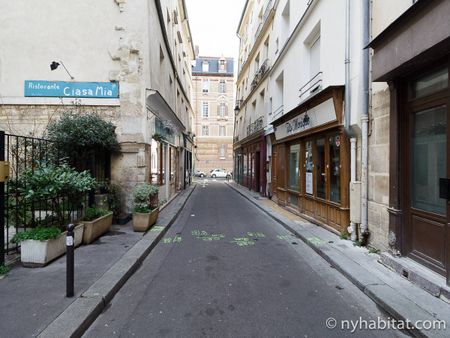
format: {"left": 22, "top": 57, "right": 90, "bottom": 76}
{"left": 146, "top": 89, "right": 186, "bottom": 132}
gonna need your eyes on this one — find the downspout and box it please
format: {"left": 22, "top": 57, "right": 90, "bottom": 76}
{"left": 344, "top": 0, "right": 358, "bottom": 239}
{"left": 360, "top": 0, "right": 370, "bottom": 244}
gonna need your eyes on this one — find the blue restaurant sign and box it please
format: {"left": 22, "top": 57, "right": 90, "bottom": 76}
{"left": 24, "top": 80, "right": 119, "bottom": 98}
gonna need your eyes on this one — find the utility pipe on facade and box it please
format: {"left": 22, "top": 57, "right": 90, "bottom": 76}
{"left": 360, "top": 0, "right": 370, "bottom": 244}
{"left": 344, "top": 0, "right": 358, "bottom": 240}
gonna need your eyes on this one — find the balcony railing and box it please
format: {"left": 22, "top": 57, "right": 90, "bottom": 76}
{"left": 234, "top": 99, "right": 243, "bottom": 113}
{"left": 246, "top": 116, "right": 264, "bottom": 137}
{"left": 299, "top": 72, "right": 323, "bottom": 103}
{"left": 250, "top": 58, "right": 270, "bottom": 92}
{"left": 254, "top": 0, "right": 274, "bottom": 42}
{"left": 272, "top": 105, "right": 284, "bottom": 121}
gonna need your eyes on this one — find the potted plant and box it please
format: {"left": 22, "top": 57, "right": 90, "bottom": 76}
{"left": 132, "top": 183, "right": 159, "bottom": 232}
{"left": 81, "top": 207, "right": 113, "bottom": 244}
{"left": 11, "top": 163, "right": 96, "bottom": 266}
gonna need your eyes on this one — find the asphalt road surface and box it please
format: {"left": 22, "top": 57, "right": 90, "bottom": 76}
{"left": 84, "top": 181, "right": 405, "bottom": 338}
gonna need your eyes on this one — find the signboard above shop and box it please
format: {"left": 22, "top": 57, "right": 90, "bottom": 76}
{"left": 24, "top": 80, "right": 119, "bottom": 98}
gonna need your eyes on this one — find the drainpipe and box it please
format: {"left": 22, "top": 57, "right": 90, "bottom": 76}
{"left": 344, "top": 0, "right": 351, "bottom": 136}
{"left": 360, "top": 0, "right": 370, "bottom": 244}
{"left": 350, "top": 137, "right": 357, "bottom": 241}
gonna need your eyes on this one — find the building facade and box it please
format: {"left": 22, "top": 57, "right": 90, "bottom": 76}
{"left": 0, "top": 0, "right": 195, "bottom": 212}
{"left": 192, "top": 56, "right": 234, "bottom": 174}
{"left": 370, "top": 0, "right": 450, "bottom": 285}
{"left": 234, "top": 0, "right": 365, "bottom": 234}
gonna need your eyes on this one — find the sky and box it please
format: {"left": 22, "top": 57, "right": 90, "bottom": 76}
{"left": 185, "top": 0, "right": 244, "bottom": 66}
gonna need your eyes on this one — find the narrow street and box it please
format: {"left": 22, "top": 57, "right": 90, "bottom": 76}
{"left": 84, "top": 181, "right": 402, "bottom": 337}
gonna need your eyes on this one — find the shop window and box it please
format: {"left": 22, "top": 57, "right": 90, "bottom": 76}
{"left": 329, "top": 135, "right": 341, "bottom": 203}
{"left": 243, "top": 153, "right": 248, "bottom": 177}
{"left": 151, "top": 141, "right": 166, "bottom": 186}
{"left": 316, "top": 138, "right": 326, "bottom": 199}
{"left": 409, "top": 67, "right": 448, "bottom": 100}
{"left": 305, "top": 141, "right": 313, "bottom": 195}
{"left": 169, "top": 146, "right": 176, "bottom": 182}
{"left": 289, "top": 144, "right": 300, "bottom": 191}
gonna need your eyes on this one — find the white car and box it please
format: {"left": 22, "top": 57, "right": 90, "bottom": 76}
{"left": 210, "top": 169, "right": 230, "bottom": 178}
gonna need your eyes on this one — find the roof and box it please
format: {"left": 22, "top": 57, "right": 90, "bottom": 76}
{"left": 192, "top": 56, "right": 234, "bottom": 75}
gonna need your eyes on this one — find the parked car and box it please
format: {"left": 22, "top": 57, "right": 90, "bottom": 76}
{"left": 210, "top": 169, "right": 230, "bottom": 178}
{"left": 194, "top": 170, "right": 206, "bottom": 178}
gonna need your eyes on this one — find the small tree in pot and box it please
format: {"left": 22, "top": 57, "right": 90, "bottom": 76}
{"left": 132, "top": 183, "right": 159, "bottom": 232}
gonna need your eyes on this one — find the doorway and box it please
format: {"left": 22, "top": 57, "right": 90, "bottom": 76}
{"left": 404, "top": 65, "right": 449, "bottom": 279}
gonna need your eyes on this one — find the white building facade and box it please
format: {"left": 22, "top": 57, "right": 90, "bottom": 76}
{"left": 0, "top": 0, "right": 196, "bottom": 213}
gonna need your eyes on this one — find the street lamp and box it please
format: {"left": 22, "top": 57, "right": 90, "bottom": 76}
{"left": 50, "top": 60, "right": 74, "bottom": 80}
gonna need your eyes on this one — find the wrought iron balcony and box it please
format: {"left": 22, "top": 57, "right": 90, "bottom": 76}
{"left": 246, "top": 116, "right": 264, "bottom": 137}
{"left": 250, "top": 59, "right": 270, "bottom": 92}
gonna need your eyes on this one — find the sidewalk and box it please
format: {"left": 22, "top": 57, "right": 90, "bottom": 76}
{"left": 227, "top": 182, "right": 450, "bottom": 338}
{"left": 0, "top": 185, "right": 195, "bottom": 338}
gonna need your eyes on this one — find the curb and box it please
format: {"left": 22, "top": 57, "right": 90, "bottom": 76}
{"left": 38, "top": 185, "right": 196, "bottom": 338}
{"left": 225, "top": 183, "right": 447, "bottom": 338}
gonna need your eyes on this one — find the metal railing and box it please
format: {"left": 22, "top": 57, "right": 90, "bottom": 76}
{"left": 1, "top": 132, "right": 91, "bottom": 263}
{"left": 254, "top": 0, "right": 274, "bottom": 42}
{"left": 299, "top": 72, "right": 323, "bottom": 102}
{"left": 272, "top": 105, "right": 284, "bottom": 121}
{"left": 250, "top": 58, "right": 270, "bottom": 92}
{"left": 246, "top": 116, "right": 264, "bottom": 137}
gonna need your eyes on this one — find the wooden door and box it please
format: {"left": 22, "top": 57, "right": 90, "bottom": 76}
{"left": 272, "top": 146, "right": 278, "bottom": 198}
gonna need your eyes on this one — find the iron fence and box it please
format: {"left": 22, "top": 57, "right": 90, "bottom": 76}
{"left": 1, "top": 131, "right": 91, "bottom": 265}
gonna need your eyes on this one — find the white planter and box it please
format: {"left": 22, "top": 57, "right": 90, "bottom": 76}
{"left": 21, "top": 224, "right": 84, "bottom": 267}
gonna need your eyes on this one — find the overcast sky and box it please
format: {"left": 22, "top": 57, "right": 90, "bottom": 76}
{"left": 185, "top": 0, "right": 244, "bottom": 65}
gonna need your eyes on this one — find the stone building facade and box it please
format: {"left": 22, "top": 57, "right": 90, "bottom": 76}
{"left": 0, "top": 0, "right": 196, "bottom": 212}
{"left": 192, "top": 56, "right": 234, "bottom": 174}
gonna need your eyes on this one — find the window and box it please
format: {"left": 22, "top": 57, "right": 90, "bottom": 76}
{"left": 220, "top": 144, "right": 226, "bottom": 159}
{"left": 218, "top": 103, "right": 226, "bottom": 118}
{"left": 202, "top": 80, "right": 209, "bottom": 93}
{"left": 219, "top": 80, "right": 226, "bottom": 93}
{"left": 151, "top": 141, "right": 166, "bottom": 186}
{"left": 169, "top": 146, "right": 176, "bottom": 182}
{"left": 310, "top": 35, "right": 321, "bottom": 78}
{"left": 275, "top": 38, "right": 279, "bottom": 54}
{"left": 409, "top": 67, "right": 448, "bottom": 100}
{"left": 329, "top": 135, "right": 341, "bottom": 203}
{"left": 202, "top": 102, "right": 209, "bottom": 117}
{"left": 219, "top": 59, "right": 226, "bottom": 73}
{"left": 289, "top": 144, "right": 300, "bottom": 191}
{"left": 305, "top": 141, "right": 313, "bottom": 195}
{"left": 219, "top": 125, "right": 226, "bottom": 136}
{"left": 316, "top": 138, "right": 326, "bottom": 199}
{"left": 202, "top": 61, "right": 209, "bottom": 72}
{"left": 202, "top": 125, "right": 209, "bottom": 136}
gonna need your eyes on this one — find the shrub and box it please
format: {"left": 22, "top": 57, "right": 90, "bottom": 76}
{"left": 84, "top": 207, "right": 110, "bottom": 221}
{"left": 11, "top": 227, "right": 61, "bottom": 243}
{"left": 132, "top": 184, "right": 158, "bottom": 213}
{"left": 46, "top": 112, "right": 119, "bottom": 154}
{"left": 0, "top": 265, "right": 10, "bottom": 275}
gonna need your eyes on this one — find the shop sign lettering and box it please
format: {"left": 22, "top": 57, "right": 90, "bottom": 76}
{"left": 24, "top": 80, "right": 119, "bottom": 98}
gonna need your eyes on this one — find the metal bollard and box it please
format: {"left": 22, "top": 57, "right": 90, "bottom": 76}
{"left": 66, "top": 223, "right": 75, "bottom": 297}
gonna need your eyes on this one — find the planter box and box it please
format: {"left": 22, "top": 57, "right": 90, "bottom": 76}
{"left": 82, "top": 212, "right": 113, "bottom": 244}
{"left": 133, "top": 208, "right": 159, "bottom": 232}
{"left": 21, "top": 224, "right": 84, "bottom": 267}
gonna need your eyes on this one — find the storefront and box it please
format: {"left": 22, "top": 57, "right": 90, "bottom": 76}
{"left": 234, "top": 130, "right": 267, "bottom": 196}
{"left": 272, "top": 86, "right": 349, "bottom": 233}
{"left": 369, "top": 0, "right": 450, "bottom": 284}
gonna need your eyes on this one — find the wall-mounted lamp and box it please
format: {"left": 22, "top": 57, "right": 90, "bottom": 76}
{"left": 50, "top": 61, "right": 74, "bottom": 80}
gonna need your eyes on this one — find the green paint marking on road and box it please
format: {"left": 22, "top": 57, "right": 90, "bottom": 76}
{"left": 231, "top": 237, "right": 255, "bottom": 247}
{"left": 191, "top": 230, "right": 225, "bottom": 242}
{"left": 307, "top": 237, "right": 326, "bottom": 246}
{"left": 162, "top": 235, "right": 183, "bottom": 244}
{"left": 150, "top": 225, "right": 165, "bottom": 232}
{"left": 247, "top": 232, "right": 265, "bottom": 238}
{"left": 277, "top": 235, "right": 290, "bottom": 241}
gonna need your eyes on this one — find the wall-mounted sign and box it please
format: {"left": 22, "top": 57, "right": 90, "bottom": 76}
{"left": 274, "top": 98, "right": 336, "bottom": 140}
{"left": 306, "top": 172, "right": 313, "bottom": 195}
{"left": 24, "top": 80, "right": 119, "bottom": 98}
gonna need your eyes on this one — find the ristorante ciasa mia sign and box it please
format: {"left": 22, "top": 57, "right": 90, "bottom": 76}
{"left": 24, "top": 80, "right": 119, "bottom": 98}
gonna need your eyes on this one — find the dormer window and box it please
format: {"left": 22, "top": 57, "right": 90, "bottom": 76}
{"left": 202, "top": 61, "right": 209, "bottom": 72}
{"left": 219, "top": 59, "right": 227, "bottom": 73}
